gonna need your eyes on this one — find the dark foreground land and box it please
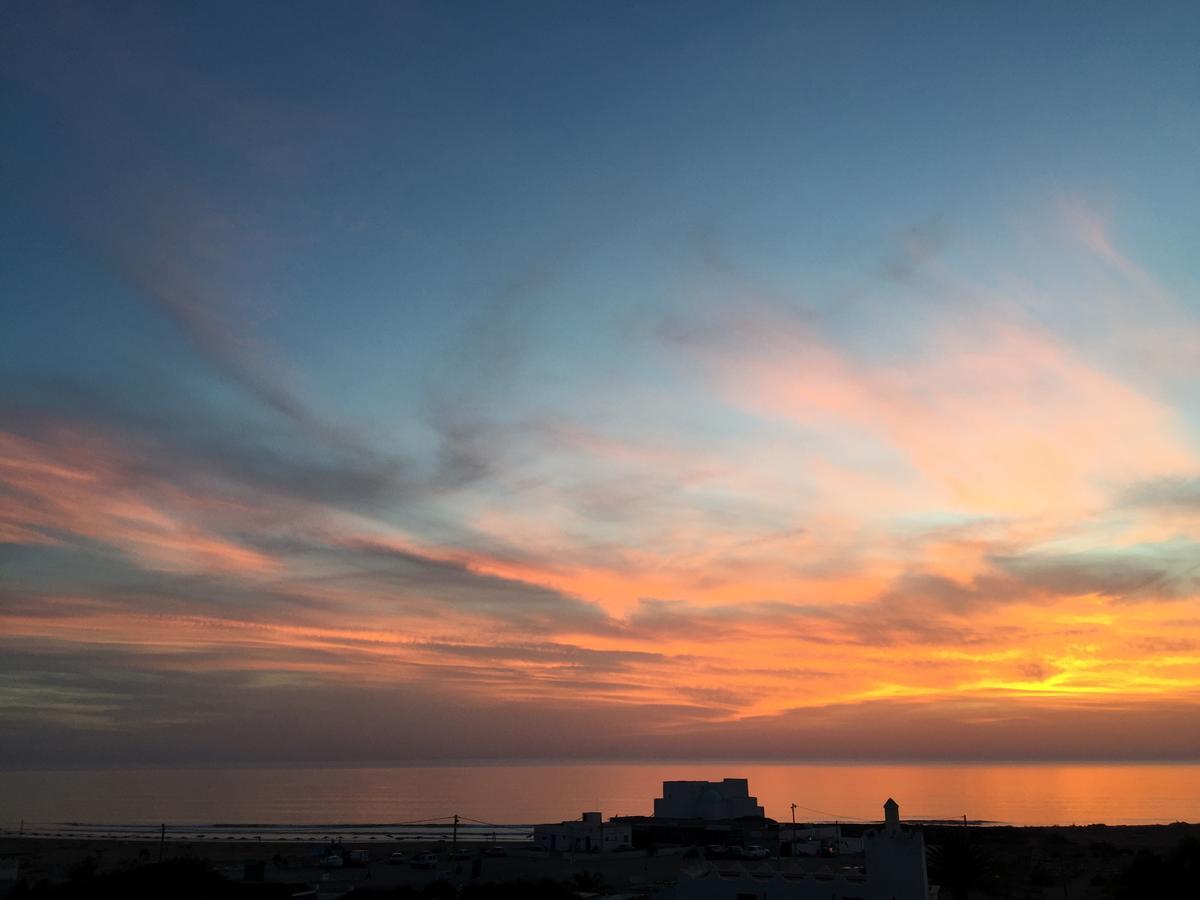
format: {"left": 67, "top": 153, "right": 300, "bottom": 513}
{"left": 921, "top": 823, "right": 1200, "bottom": 899}
{"left": 3, "top": 823, "right": 1200, "bottom": 899}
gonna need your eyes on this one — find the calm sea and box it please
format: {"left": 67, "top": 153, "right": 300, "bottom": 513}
{"left": 2, "top": 762, "right": 1198, "bottom": 831}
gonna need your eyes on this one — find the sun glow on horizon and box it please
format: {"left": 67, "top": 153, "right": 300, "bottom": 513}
{"left": 2, "top": 2, "right": 1200, "bottom": 766}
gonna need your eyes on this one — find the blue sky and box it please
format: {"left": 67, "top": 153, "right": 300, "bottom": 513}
{"left": 2, "top": 1, "right": 1200, "bottom": 764}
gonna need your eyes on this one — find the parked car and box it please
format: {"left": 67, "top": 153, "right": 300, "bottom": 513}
{"left": 388, "top": 851, "right": 406, "bottom": 865}
{"left": 705, "top": 845, "right": 727, "bottom": 859}
{"left": 744, "top": 845, "right": 771, "bottom": 859}
{"left": 452, "top": 847, "right": 471, "bottom": 859}
{"left": 410, "top": 852, "right": 438, "bottom": 869}
{"left": 481, "top": 845, "right": 507, "bottom": 857}
{"left": 320, "top": 854, "right": 344, "bottom": 869}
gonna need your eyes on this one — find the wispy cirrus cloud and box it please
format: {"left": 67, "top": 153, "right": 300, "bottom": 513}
{"left": 4, "top": 19, "right": 1200, "bottom": 766}
{"left": 676, "top": 306, "right": 1193, "bottom": 518}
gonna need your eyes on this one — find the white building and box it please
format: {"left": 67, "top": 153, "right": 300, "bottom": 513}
{"left": 654, "top": 778, "right": 765, "bottom": 820}
{"left": 533, "top": 812, "right": 632, "bottom": 853}
{"left": 780, "top": 823, "right": 865, "bottom": 856}
{"left": 675, "top": 798, "right": 931, "bottom": 900}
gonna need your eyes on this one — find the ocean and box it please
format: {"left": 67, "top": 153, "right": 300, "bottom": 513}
{"left": 2, "top": 762, "right": 1198, "bottom": 836}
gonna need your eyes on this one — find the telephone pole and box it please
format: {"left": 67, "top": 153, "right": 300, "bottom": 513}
{"left": 452, "top": 814, "right": 461, "bottom": 892}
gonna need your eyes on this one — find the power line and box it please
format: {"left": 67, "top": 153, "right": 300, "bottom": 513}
{"left": 384, "top": 815, "right": 459, "bottom": 826}
{"left": 458, "top": 815, "right": 519, "bottom": 829}
{"left": 788, "top": 804, "right": 874, "bottom": 822}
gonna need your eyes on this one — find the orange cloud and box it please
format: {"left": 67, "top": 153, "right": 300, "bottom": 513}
{"left": 3, "top": 213, "right": 1200, "bottom": 760}
{"left": 0, "top": 428, "right": 277, "bottom": 574}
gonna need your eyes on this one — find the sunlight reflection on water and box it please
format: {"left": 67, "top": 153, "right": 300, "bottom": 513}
{"left": 2, "top": 762, "right": 1197, "bottom": 828}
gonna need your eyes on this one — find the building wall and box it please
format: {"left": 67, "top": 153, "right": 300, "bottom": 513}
{"left": 780, "top": 825, "right": 864, "bottom": 856}
{"left": 654, "top": 779, "right": 765, "bottom": 820}
{"left": 533, "top": 817, "right": 632, "bottom": 853}
{"left": 862, "top": 827, "right": 928, "bottom": 900}
{"left": 676, "top": 829, "right": 927, "bottom": 900}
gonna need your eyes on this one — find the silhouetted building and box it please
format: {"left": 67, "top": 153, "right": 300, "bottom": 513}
{"left": 654, "top": 778, "right": 765, "bottom": 820}
{"left": 676, "top": 798, "right": 930, "bottom": 900}
{"left": 533, "top": 812, "right": 632, "bottom": 853}
{"left": 779, "top": 823, "right": 865, "bottom": 856}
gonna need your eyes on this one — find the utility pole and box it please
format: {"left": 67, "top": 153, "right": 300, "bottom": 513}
{"left": 784, "top": 803, "right": 797, "bottom": 860}
{"left": 452, "top": 814, "right": 461, "bottom": 894}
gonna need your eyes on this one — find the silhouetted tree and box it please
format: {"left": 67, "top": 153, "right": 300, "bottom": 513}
{"left": 64, "top": 857, "right": 97, "bottom": 883}
{"left": 1106, "top": 835, "right": 1200, "bottom": 899}
{"left": 929, "top": 830, "right": 995, "bottom": 900}
{"left": 569, "top": 870, "right": 610, "bottom": 892}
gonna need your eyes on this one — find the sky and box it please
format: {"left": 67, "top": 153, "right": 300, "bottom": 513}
{"left": 2, "top": 1, "right": 1200, "bottom": 766}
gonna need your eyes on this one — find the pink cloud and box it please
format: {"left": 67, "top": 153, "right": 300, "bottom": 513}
{"left": 712, "top": 313, "right": 1195, "bottom": 518}
{"left": 0, "top": 427, "right": 278, "bottom": 575}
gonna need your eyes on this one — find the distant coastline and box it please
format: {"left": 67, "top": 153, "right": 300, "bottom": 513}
{"left": 4, "top": 761, "right": 1199, "bottom": 829}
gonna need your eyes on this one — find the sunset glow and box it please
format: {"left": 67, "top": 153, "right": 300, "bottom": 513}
{"left": 2, "top": 3, "right": 1199, "bottom": 766}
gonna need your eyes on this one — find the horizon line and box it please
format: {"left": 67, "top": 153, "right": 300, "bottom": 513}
{"left": 5, "top": 756, "right": 1200, "bottom": 773}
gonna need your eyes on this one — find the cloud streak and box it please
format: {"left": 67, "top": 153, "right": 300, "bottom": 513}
{"left": 3, "top": 2, "right": 1200, "bottom": 762}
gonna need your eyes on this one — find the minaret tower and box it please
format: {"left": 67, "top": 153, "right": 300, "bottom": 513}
{"left": 884, "top": 797, "right": 900, "bottom": 834}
